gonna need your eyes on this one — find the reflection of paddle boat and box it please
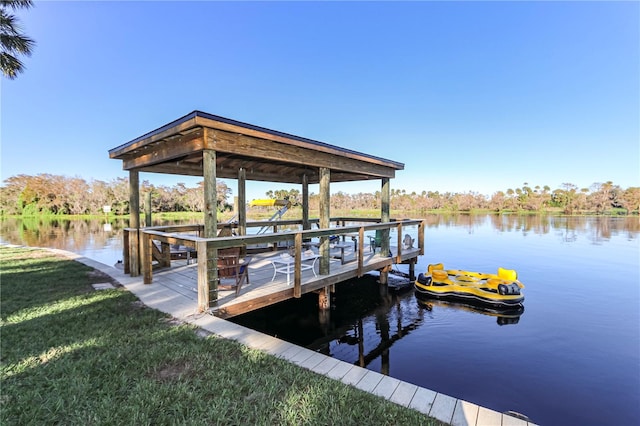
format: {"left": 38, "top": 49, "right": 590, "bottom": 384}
{"left": 416, "top": 298, "right": 524, "bottom": 325}
{"left": 414, "top": 263, "right": 525, "bottom": 309}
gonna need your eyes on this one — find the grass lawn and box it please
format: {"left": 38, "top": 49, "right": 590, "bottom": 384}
{"left": 0, "top": 246, "right": 444, "bottom": 425}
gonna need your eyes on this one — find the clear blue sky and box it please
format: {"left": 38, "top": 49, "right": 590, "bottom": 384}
{"left": 2, "top": 1, "right": 638, "bottom": 202}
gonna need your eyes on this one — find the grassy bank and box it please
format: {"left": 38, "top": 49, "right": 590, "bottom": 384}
{"left": 4, "top": 206, "right": 635, "bottom": 223}
{"left": 0, "top": 246, "right": 442, "bottom": 425}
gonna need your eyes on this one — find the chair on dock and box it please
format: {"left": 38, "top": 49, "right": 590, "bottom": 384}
{"left": 217, "top": 248, "right": 252, "bottom": 296}
{"left": 368, "top": 229, "right": 390, "bottom": 253}
{"left": 170, "top": 244, "right": 197, "bottom": 263}
{"left": 402, "top": 234, "right": 415, "bottom": 249}
{"left": 152, "top": 241, "right": 197, "bottom": 265}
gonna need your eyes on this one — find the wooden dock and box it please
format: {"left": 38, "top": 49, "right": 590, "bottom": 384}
{"left": 149, "top": 242, "right": 420, "bottom": 318}
{"left": 127, "top": 218, "right": 425, "bottom": 315}
{"left": 109, "top": 112, "right": 423, "bottom": 315}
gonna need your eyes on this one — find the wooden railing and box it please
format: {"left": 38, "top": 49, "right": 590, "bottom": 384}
{"left": 124, "top": 218, "right": 425, "bottom": 312}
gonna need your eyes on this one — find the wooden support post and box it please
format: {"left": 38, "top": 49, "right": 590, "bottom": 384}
{"left": 160, "top": 241, "right": 171, "bottom": 267}
{"left": 294, "top": 233, "right": 302, "bottom": 297}
{"left": 212, "top": 246, "right": 221, "bottom": 305}
{"left": 395, "top": 221, "right": 403, "bottom": 263}
{"left": 409, "top": 259, "right": 416, "bottom": 281}
{"left": 272, "top": 224, "right": 279, "bottom": 251}
{"left": 357, "top": 226, "right": 364, "bottom": 277}
{"left": 238, "top": 168, "right": 247, "bottom": 257}
{"left": 203, "top": 147, "right": 218, "bottom": 307}
{"left": 381, "top": 177, "right": 391, "bottom": 256}
{"left": 238, "top": 168, "right": 246, "bottom": 237}
{"left": 196, "top": 240, "right": 210, "bottom": 312}
{"left": 319, "top": 167, "right": 330, "bottom": 275}
{"left": 419, "top": 219, "right": 426, "bottom": 256}
{"left": 123, "top": 229, "right": 130, "bottom": 274}
{"left": 379, "top": 268, "right": 389, "bottom": 285}
{"left": 302, "top": 174, "right": 309, "bottom": 231}
{"left": 142, "top": 233, "right": 153, "bottom": 284}
{"left": 129, "top": 170, "right": 140, "bottom": 277}
{"left": 145, "top": 191, "right": 152, "bottom": 227}
{"left": 203, "top": 148, "right": 218, "bottom": 239}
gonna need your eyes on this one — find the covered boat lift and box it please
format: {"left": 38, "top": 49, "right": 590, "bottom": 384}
{"left": 109, "top": 111, "right": 423, "bottom": 313}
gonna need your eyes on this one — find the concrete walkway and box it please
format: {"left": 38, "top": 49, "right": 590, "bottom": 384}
{"left": 49, "top": 247, "right": 537, "bottom": 426}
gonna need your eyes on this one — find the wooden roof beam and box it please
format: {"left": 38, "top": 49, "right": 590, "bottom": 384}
{"left": 109, "top": 116, "right": 200, "bottom": 158}
{"left": 194, "top": 113, "right": 402, "bottom": 169}
{"left": 207, "top": 130, "right": 397, "bottom": 179}
{"left": 121, "top": 131, "right": 204, "bottom": 170}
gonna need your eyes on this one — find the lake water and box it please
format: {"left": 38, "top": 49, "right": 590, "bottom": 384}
{"left": 1, "top": 215, "right": 638, "bottom": 426}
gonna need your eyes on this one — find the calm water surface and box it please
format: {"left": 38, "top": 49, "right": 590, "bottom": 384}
{"left": 2, "top": 215, "right": 638, "bottom": 426}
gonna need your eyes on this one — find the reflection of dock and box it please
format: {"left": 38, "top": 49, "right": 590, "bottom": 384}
{"left": 318, "top": 288, "right": 425, "bottom": 374}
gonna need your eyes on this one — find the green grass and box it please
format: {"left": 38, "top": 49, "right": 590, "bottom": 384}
{"left": 0, "top": 246, "right": 443, "bottom": 425}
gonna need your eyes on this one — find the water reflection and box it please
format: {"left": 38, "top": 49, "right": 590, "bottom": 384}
{"left": 415, "top": 297, "right": 524, "bottom": 326}
{"left": 420, "top": 213, "right": 639, "bottom": 243}
{"left": 318, "top": 285, "right": 426, "bottom": 375}
{"left": 0, "top": 216, "right": 202, "bottom": 265}
{"left": 238, "top": 274, "right": 526, "bottom": 379}
{"left": 310, "top": 286, "right": 525, "bottom": 375}
{"left": 0, "top": 217, "right": 128, "bottom": 255}
{"left": 1, "top": 215, "right": 637, "bottom": 256}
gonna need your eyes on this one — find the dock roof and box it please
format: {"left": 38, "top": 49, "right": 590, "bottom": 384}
{"left": 109, "top": 111, "right": 404, "bottom": 184}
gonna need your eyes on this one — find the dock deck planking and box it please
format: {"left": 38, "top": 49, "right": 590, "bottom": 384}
{"left": 150, "top": 244, "right": 420, "bottom": 318}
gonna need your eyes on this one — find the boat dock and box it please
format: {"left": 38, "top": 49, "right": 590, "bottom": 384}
{"left": 109, "top": 111, "right": 418, "bottom": 313}
{"left": 128, "top": 219, "right": 424, "bottom": 318}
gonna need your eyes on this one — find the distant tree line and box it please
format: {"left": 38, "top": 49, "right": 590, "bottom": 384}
{"left": 1, "top": 174, "right": 638, "bottom": 216}
{"left": 383, "top": 182, "right": 640, "bottom": 215}
{"left": 0, "top": 174, "right": 231, "bottom": 216}
{"left": 267, "top": 182, "right": 639, "bottom": 215}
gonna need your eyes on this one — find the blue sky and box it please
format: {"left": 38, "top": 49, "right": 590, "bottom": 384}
{"left": 2, "top": 1, "right": 638, "bottom": 202}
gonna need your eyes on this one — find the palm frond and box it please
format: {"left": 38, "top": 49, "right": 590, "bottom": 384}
{"left": 0, "top": 1, "right": 33, "bottom": 79}
{"left": 1, "top": 51, "right": 24, "bottom": 79}
{"left": 0, "top": 32, "right": 33, "bottom": 54}
{"left": 0, "top": 1, "right": 33, "bottom": 11}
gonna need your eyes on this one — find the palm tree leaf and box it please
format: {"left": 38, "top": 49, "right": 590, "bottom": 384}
{"left": 0, "top": 0, "right": 34, "bottom": 79}
{"left": 1, "top": 51, "right": 23, "bottom": 79}
{"left": 0, "top": 1, "right": 33, "bottom": 11}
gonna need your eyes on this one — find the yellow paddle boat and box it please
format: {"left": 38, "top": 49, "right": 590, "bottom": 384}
{"left": 414, "top": 263, "right": 525, "bottom": 309}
